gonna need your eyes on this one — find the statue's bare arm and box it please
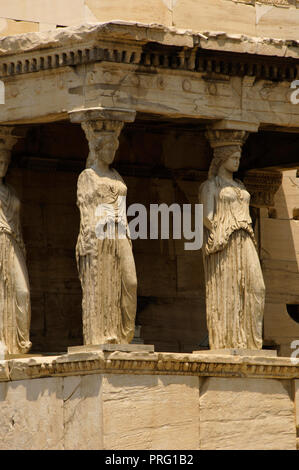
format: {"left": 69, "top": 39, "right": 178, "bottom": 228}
{"left": 201, "top": 181, "right": 215, "bottom": 231}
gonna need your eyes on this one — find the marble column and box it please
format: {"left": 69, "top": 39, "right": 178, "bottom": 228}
{"left": 200, "top": 127, "right": 265, "bottom": 350}
{"left": 0, "top": 126, "right": 32, "bottom": 356}
{"left": 69, "top": 108, "right": 138, "bottom": 345}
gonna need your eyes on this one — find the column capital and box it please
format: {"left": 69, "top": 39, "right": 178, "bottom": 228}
{"left": 69, "top": 108, "right": 136, "bottom": 168}
{"left": 68, "top": 107, "right": 136, "bottom": 124}
{"left": 205, "top": 128, "right": 249, "bottom": 149}
{"left": 207, "top": 120, "right": 260, "bottom": 133}
{"left": 0, "top": 126, "right": 26, "bottom": 153}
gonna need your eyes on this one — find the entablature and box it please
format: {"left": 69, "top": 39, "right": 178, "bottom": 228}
{"left": 0, "top": 350, "right": 298, "bottom": 382}
{"left": 0, "top": 22, "right": 298, "bottom": 131}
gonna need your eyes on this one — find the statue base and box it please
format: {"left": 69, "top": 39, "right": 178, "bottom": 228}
{"left": 68, "top": 344, "right": 155, "bottom": 354}
{"left": 193, "top": 348, "right": 277, "bottom": 357}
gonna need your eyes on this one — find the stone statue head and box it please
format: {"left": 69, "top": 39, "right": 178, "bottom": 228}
{"left": 208, "top": 145, "right": 241, "bottom": 179}
{"left": 205, "top": 129, "right": 248, "bottom": 179}
{"left": 0, "top": 149, "right": 11, "bottom": 178}
{"left": 82, "top": 120, "right": 123, "bottom": 168}
{"left": 87, "top": 133, "right": 120, "bottom": 168}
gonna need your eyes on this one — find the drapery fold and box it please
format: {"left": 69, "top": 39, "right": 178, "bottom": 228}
{"left": 201, "top": 176, "right": 265, "bottom": 350}
{"left": 76, "top": 169, "right": 137, "bottom": 345}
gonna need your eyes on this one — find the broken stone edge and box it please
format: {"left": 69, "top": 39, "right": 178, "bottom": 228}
{"left": 0, "top": 21, "right": 298, "bottom": 59}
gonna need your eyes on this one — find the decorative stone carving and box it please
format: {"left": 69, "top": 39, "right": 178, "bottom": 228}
{"left": 1, "top": 350, "right": 299, "bottom": 384}
{"left": 1, "top": 23, "right": 298, "bottom": 86}
{"left": 70, "top": 108, "right": 137, "bottom": 345}
{"left": 199, "top": 129, "right": 265, "bottom": 350}
{"left": 243, "top": 169, "right": 282, "bottom": 207}
{"left": 0, "top": 127, "right": 31, "bottom": 356}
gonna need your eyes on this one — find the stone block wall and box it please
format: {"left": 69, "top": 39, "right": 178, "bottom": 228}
{"left": 0, "top": 354, "right": 297, "bottom": 450}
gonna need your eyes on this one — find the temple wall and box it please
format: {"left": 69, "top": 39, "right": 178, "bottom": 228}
{"left": 7, "top": 124, "right": 86, "bottom": 352}
{"left": 0, "top": 352, "right": 297, "bottom": 450}
{"left": 123, "top": 126, "right": 209, "bottom": 352}
{"left": 8, "top": 167, "right": 82, "bottom": 352}
{"left": 262, "top": 169, "right": 299, "bottom": 357}
{"left": 1, "top": 0, "right": 299, "bottom": 40}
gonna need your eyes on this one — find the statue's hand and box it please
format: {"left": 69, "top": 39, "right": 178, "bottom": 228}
{"left": 204, "top": 216, "right": 214, "bottom": 232}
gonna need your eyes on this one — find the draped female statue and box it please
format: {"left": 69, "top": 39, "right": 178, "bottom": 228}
{"left": 200, "top": 132, "right": 265, "bottom": 350}
{"left": 0, "top": 149, "right": 31, "bottom": 355}
{"left": 76, "top": 120, "right": 137, "bottom": 345}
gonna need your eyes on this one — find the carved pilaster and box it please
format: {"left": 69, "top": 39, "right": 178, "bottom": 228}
{"left": 243, "top": 169, "right": 282, "bottom": 208}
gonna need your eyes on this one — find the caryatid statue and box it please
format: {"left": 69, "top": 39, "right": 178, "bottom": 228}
{"left": 70, "top": 109, "right": 137, "bottom": 345}
{"left": 0, "top": 127, "right": 31, "bottom": 355}
{"left": 199, "top": 130, "right": 265, "bottom": 350}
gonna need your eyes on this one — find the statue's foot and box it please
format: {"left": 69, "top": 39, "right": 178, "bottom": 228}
{"left": 19, "top": 340, "right": 32, "bottom": 354}
{"left": 106, "top": 336, "right": 118, "bottom": 344}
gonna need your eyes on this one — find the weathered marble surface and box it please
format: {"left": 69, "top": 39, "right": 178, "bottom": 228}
{"left": 0, "top": 352, "right": 297, "bottom": 450}
{"left": 0, "top": 377, "right": 64, "bottom": 450}
{"left": 199, "top": 377, "right": 296, "bottom": 450}
{"left": 63, "top": 375, "right": 103, "bottom": 450}
{"left": 102, "top": 374, "right": 199, "bottom": 450}
{"left": 201, "top": 130, "right": 265, "bottom": 350}
{"left": 73, "top": 111, "right": 137, "bottom": 345}
{"left": 1, "top": 22, "right": 299, "bottom": 132}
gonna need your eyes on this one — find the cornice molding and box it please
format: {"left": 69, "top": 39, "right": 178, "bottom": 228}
{"left": 1, "top": 351, "right": 298, "bottom": 383}
{"left": 0, "top": 22, "right": 298, "bottom": 83}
